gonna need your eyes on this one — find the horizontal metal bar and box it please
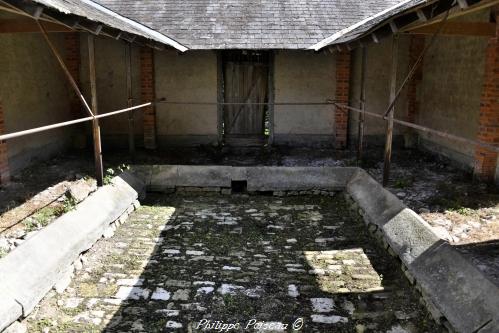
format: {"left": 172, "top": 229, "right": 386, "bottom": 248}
{"left": 154, "top": 100, "right": 336, "bottom": 106}
{"left": 334, "top": 103, "right": 499, "bottom": 153}
{"left": 0, "top": 103, "right": 151, "bottom": 142}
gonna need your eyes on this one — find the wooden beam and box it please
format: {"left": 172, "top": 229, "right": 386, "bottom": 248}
{"left": 358, "top": 47, "right": 367, "bottom": 163}
{"left": 125, "top": 43, "right": 135, "bottom": 159}
{"left": 416, "top": 9, "right": 428, "bottom": 22}
{"left": 389, "top": 21, "right": 399, "bottom": 33}
{"left": 383, "top": 35, "right": 399, "bottom": 187}
{"left": 0, "top": 19, "right": 71, "bottom": 33}
{"left": 88, "top": 34, "right": 104, "bottom": 187}
{"left": 117, "top": 31, "right": 136, "bottom": 43}
{"left": 402, "top": 0, "right": 499, "bottom": 32}
{"left": 407, "top": 21, "right": 496, "bottom": 36}
{"left": 76, "top": 21, "right": 102, "bottom": 35}
{"left": 37, "top": 21, "right": 94, "bottom": 117}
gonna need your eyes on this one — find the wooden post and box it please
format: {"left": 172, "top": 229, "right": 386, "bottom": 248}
{"left": 88, "top": 34, "right": 104, "bottom": 186}
{"left": 216, "top": 52, "right": 224, "bottom": 145}
{"left": 383, "top": 35, "right": 399, "bottom": 187}
{"left": 125, "top": 43, "right": 135, "bottom": 159}
{"left": 358, "top": 47, "right": 367, "bottom": 163}
{"left": 267, "top": 51, "right": 275, "bottom": 146}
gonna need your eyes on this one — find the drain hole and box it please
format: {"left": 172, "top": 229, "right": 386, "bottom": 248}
{"left": 231, "top": 180, "right": 247, "bottom": 193}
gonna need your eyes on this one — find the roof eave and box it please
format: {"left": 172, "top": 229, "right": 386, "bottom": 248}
{"left": 308, "top": 0, "right": 421, "bottom": 51}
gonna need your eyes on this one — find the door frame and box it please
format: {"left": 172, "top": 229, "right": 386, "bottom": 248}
{"left": 216, "top": 50, "right": 275, "bottom": 146}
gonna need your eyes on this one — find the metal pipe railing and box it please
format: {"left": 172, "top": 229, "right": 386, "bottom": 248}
{"left": 1, "top": 100, "right": 496, "bottom": 155}
{"left": 154, "top": 100, "right": 336, "bottom": 106}
{"left": 334, "top": 102, "right": 499, "bottom": 153}
{"left": 0, "top": 103, "right": 151, "bottom": 142}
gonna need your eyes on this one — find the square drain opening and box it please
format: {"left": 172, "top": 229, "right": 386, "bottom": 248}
{"left": 231, "top": 180, "right": 247, "bottom": 193}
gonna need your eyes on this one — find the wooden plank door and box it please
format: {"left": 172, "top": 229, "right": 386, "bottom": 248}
{"left": 223, "top": 51, "right": 269, "bottom": 146}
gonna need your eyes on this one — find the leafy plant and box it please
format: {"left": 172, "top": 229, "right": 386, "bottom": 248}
{"left": 104, "top": 164, "right": 130, "bottom": 185}
{"left": 60, "top": 196, "right": 77, "bottom": 214}
{"left": 449, "top": 206, "right": 474, "bottom": 216}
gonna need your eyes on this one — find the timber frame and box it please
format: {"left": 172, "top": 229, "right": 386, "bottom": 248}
{"left": 0, "top": 0, "right": 170, "bottom": 185}
{"left": 0, "top": 0, "right": 498, "bottom": 187}
{"left": 321, "top": 0, "right": 499, "bottom": 53}
{"left": 319, "top": 0, "right": 499, "bottom": 185}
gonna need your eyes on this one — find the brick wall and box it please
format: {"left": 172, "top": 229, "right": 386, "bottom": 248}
{"left": 335, "top": 50, "right": 351, "bottom": 149}
{"left": 65, "top": 33, "right": 82, "bottom": 118}
{"left": 474, "top": 17, "right": 499, "bottom": 182}
{"left": 0, "top": 100, "right": 10, "bottom": 184}
{"left": 140, "top": 47, "right": 157, "bottom": 149}
{"left": 407, "top": 36, "right": 425, "bottom": 124}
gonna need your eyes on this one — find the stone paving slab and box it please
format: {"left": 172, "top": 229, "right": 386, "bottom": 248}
{"left": 26, "top": 194, "right": 442, "bottom": 332}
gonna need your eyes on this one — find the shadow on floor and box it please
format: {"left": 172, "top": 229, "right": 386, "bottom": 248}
{"left": 99, "top": 193, "right": 442, "bottom": 332}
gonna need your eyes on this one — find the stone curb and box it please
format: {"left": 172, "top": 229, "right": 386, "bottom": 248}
{"left": 246, "top": 166, "right": 357, "bottom": 192}
{"left": 129, "top": 165, "right": 499, "bottom": 332}
{"left": 131, "top": 165, "right": 358, "bottom": 192}
{"left": 346, "top": 169, "right": 499, "bottom": 333}
{"left": 0, "top": 172, "right": 144, "bottom": 332}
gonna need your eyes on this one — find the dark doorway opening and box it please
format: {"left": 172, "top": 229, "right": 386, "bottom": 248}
{"left": 231, "top": 180, "right": 248, "bottom": 193}
{"left": 221, "top": 50, "right": 271, "bottom": 147}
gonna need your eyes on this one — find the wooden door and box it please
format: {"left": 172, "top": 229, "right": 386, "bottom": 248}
{"left": 223, "top": 51, "right": 269, "bottom": 146}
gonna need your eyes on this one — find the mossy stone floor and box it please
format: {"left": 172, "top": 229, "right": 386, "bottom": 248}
{"left": 27, "top": 193, "right": 443, "bottom": 332}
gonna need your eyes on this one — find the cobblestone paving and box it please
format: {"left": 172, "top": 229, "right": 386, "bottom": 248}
{"left": 26, "top": 194, "right": 442, "bottom": 332}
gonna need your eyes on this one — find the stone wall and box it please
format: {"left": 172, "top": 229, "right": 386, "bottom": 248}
{"left": 417, "top": 11, "right": 490, "bottom": 170}
{"left": 154, "top": 50, "right": 218, "bottom": 147}
{"left": 274, "top": 50, "right": 336, "bottom": 146}
{"left": 0, "top": 31, "right": 74, "bottom": 174}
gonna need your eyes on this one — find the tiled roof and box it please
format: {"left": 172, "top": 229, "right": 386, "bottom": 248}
{"left": 31, "top": 0, "right": 188, "bottom": 51}
{"left": 93, "top": 0, "right": 406, "bottom": 50}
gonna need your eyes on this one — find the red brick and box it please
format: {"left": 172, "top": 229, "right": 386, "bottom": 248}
{"left": 335, "top": 51, "right": 351, "bottom": 149}
{"left": 474, "top": 18, "right": 499, "bottom": 182}
{"left": 0, "top": 100, "right": 10, "bottom": 184}
{"left": 141, "top": 47, "right": 157, "bottom": 149}
{"left": 65, "top": 33, "right": 83, "bottom": 118}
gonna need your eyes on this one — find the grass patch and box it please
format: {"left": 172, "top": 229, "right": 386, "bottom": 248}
{"left": 23, "top": 196, "right": 78, "bottom": 232}
{"left": 448, "top": 206, "right": 475, "bottom": 216}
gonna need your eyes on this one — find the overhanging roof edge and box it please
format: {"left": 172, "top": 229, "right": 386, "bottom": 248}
{"left": 78, "top": 0, "right": 188, "bottom": 52}
{"left": 308, "top": 0, "right": 424, "bottom": 51}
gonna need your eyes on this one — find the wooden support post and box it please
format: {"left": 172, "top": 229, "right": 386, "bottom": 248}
{"left": 358, "top": 47, "right": 367, "bottom": 163}
{"left": 383, "top": 35, "right": 399, "bottom": 187}
{"left": 125, "top": 43, "right": 135, "bottom": 159}
{"left": 88, "top": 34, "right": 104, "bottom": 186}
{"left": 216, "top": 52, "right": 224, "bottom": 145}
{"left": 268, "top": 51, "right": 275, "bottom": 146}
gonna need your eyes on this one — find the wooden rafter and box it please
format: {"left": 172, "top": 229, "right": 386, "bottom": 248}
{"left": 401, "top": 0, "right": 499, "bottom": 32}
{"left": 0, "top": 0, "right": 166, "bottom": 50}
{"left": 407, "top": 21, "right": 496, "bottom": 36}
{"left": 0, "top": 19, "right": 71, "bottom": 33}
